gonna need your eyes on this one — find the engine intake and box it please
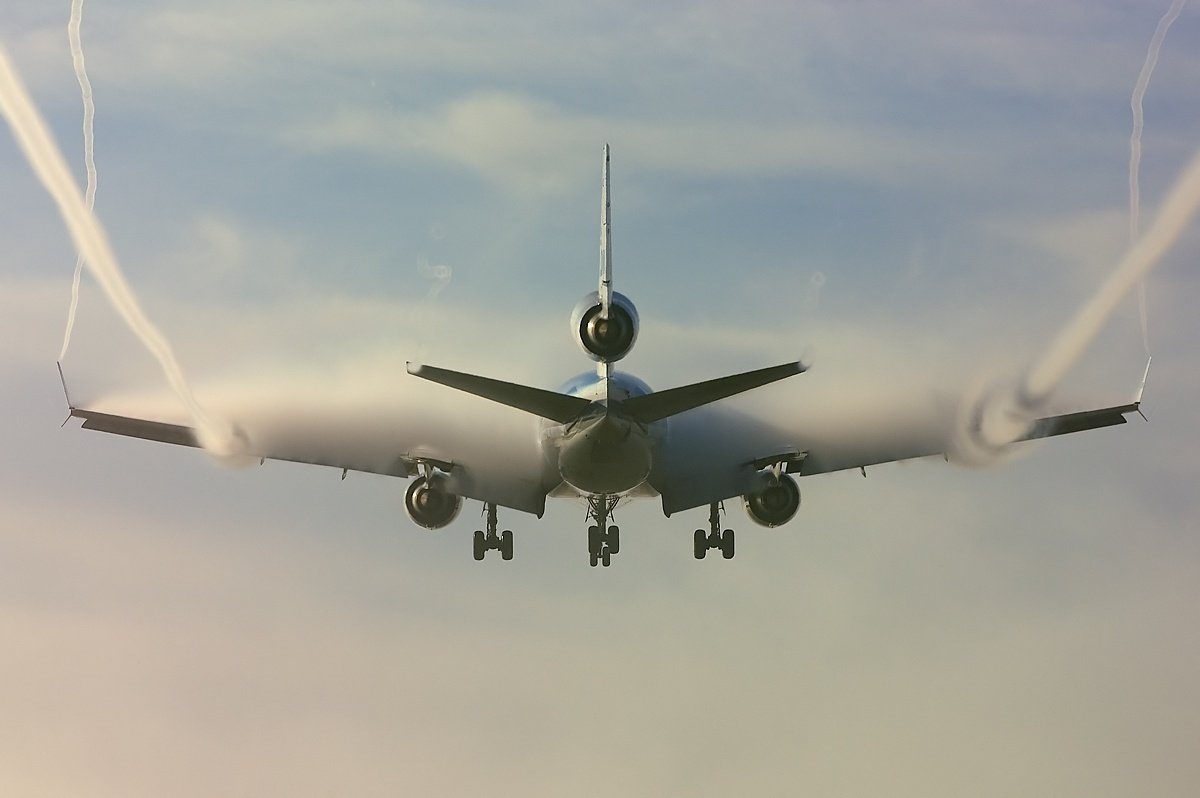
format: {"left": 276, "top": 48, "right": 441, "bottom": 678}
{"left": 570, "top": 291, "right": 639, "bottom": 363}
{"left": 743, "top": 473, "right": 800, "bottom": 527}
{"left": 404, "top": 475, "right": 462, "bottom": 529}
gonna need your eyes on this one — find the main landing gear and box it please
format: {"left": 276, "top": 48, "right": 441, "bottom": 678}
{"left": 586, "top": 495, "right": 620, "bottom": 567}
{"left": 473, "top": 503, "right": 514, "bottom": 561}
{"left": 694, "top": 502, "right": 735, "bottom": 560}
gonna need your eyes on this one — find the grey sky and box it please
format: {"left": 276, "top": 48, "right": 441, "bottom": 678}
{"left": 1, "top": 1, "right": 1199, "bottom": 795}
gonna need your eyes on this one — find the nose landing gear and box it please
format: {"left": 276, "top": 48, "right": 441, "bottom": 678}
{"left": 694, "top": 502, "right": 734, "bottom": 560}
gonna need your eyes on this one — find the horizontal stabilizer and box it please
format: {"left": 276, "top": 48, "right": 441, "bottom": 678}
{"left": 618, "top": 361, "right": 805, "bottom": 424}
{"left": 407, "top": 363, "right": 591, "bottom": 424}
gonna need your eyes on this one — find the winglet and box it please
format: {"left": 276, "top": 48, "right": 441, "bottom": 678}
{"left": 1134, "top": 356, "right": 1151, "bottom": 421}
{"left": 56, "top": 361, "right": 76, "bottom": 426}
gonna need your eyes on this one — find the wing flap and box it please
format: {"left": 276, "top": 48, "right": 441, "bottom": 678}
{"left": 1021, "top": 403, "right": 1137, "bottom": 440}
{"left": 74, "top": 408, "right": 198, "bottom": 448}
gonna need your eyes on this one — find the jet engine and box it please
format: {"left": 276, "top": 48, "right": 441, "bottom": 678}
{"left": 404, "top": 475, "right": 462, "bottom": 529}
{"left": 570, "top": 291, "right": 639, "bottom": 363}
{"left": 743, "top": 473, "right": 801, "bottom": 527}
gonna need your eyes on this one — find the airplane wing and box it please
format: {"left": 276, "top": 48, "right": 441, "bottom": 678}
{"left": 60, "top": 366, "right": 553, "bottom": 517}
{"left": 650, "top": 365, "right": 1148, "bottom": 517}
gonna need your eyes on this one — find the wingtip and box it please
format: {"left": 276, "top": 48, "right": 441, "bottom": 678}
{"left": 1132, "top": 356, "right": 1151, "bottom": 421}
{"left": 56, "top": 361, "right": 75, "bottom": 411}
{"left": 406, "top": 361, "right": 423, "bottom": 376}
{"left": 1135, "top": 356, "right": 1151, "bottom": 404}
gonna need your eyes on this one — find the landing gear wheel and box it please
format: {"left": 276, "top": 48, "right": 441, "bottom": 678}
{"left": 501, "top": 530, "right": 514, "bottom": 561}
{"left": 472, "top": 530, "right": 486, "bottom": 561}
{"left": 607, "top": 525, "right": 620, "bottom": 555}
{"left": 721, "top": 528, "right": 735, "bottom": 560}
{"left": 590, "top": 550, "right": 600, "bottom": 567}
{"left": 694, "top": 529, "right": 707, "bottom": 560}
{"left": 588, "top": 525, "right": 601, "bottom": 555}
{"left": 601, "top": 547, "right": 611, "bottom": 567}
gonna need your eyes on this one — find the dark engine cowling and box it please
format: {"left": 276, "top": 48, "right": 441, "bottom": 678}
{"left": 570, "top": 291, "right": 639, "bottom": 363}
{"left": 743, "top": 473, "right": 801, "bottom": 527}
{"left": 404, "top": 475, "right": 462, "bottom": 529}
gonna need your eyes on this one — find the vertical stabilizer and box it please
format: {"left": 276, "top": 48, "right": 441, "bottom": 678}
{"left": 599, "top": 144, "right": 612, "bottom": 318}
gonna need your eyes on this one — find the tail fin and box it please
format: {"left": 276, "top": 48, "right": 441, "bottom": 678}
{"left": 599, "top": 143, "right": 612, "bottom": 318}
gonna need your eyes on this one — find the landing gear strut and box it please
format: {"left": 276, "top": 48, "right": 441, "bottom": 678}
{"left": 694, "top": 502, "right": 734, "bottom": 560}
{"left": 473, "top": 503, "right": 513, "bottom": 561}
{"left": 586, "top": 495, "right": 620, "bottom": 567}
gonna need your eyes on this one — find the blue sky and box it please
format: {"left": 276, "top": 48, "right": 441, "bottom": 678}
{"left": 2, "top": 1, "right": 1199, "bottom": 795}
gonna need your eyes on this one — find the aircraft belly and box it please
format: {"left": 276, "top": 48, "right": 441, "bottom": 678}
{"left": 554, "top": 417, "right": 653, "bottom": 495}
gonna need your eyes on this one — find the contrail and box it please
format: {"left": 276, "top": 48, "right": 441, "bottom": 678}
{"left": 1129, "top": 0, "right": 1187, "bottom": 354}
{"left": 59, "top": 0, "right": 98, "bottom": 360}
{"left": 0, "top": 44, "right": 237, "bottom": 457}
{"left": 960, "top": 146, "right": 1200, "bottom": 461}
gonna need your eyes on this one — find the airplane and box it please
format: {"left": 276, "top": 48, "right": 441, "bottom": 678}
{"left": 60, "top": 145, "right": 1149, "bottom": 567}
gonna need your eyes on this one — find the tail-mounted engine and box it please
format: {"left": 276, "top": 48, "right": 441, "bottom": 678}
{"left": 404, "top": 473, "right": 462, "bottom": 529}
{"left": 570, "top": 291, "right": 639, "bottom": 363}
{"left": 743, "top": 472, "right": 801, "bottom": 527}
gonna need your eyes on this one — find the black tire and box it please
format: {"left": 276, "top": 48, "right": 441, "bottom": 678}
{"left": 587, "top": 525, "right": 600, "bottom": 555}
{"left": 501, "top": 530, "right": 514, "bottom": 561}
{"left": 694, "top": 529, "right": 707, "bottom": 559}
{"left": 607, "top": 525, "right": 620, "bottom": 555}
{"left": 472, "top": 530, "right": 486, "bottom": 561}
{"left": 589, "top": 550, "right": 600, "bottom": 567}
{"left": 721, "top": 529, "right": 735, "bottom": 560}
{"left": 601, "top": 547, "right": 611, "bottom": 567}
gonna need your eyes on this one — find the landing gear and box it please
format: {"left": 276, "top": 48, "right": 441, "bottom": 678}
{"left": 694, "top": 502, "right": 735, "bottom": 560}
{"left": 473, "top": 503, "right": 513, "bottom": 561}
{"left": 586, "top": 495, "right": 620, "bottom": 567}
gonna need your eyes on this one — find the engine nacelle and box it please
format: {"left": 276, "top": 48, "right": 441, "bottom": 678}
{"left": 743, "top": 472, "right": 801, "bottom": 527}
{"left": 404, "top": 475, "right": 462, "bottom": 529}
{"left": 570, "top": 291, "right": 639, "bottom": 363}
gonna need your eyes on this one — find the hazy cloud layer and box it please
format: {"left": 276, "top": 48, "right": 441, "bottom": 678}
{"left": 1, "top": 1, "right": 1199, "bottom": 796}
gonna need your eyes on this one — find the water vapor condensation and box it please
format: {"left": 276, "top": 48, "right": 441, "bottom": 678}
{"left": 0, "top": 44, "right": 238, "bottom": 458}
{"left": 954, "top": 147, "right": 1200, "bottom": 464}
{"left": 59, "top": 0, "right": 98, "bottom": 361}
{"left": 419, "top": 261, "right": 453, "bottom": 303}
{"left": 1129, "top": 0, "right": 1187, "bottom": 354}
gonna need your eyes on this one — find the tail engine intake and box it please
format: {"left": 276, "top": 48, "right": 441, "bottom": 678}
{"left": 571, "top": 291, "right": 639, "bottom": 363}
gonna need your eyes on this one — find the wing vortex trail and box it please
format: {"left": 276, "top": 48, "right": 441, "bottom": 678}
{"left": 1130, "top": 0, "right": 1187, "bottom": 355}
{"left": 0, "top": 44, "right": 237, "bottom": 458}
{"left": 956, "top": 146, "right": 1200, "bottom": 465}
{"left": 59, "top": 0, "right": 98, "bottom": 361}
